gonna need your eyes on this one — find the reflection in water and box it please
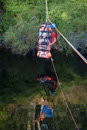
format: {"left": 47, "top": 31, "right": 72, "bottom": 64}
{"left": 1, "top": 102, "right": 86, "bottom": 130}
{"left": 37, "top": 75, "right": 57, "bottom": 96}
{"left": 35, "top": 98, "right": 55, "bottom": 130}
{"left": 0, "top": 49, "right": 87, "bottom": 129}
{"left": 36, "top": 72, "right": 57, "bottom": 129}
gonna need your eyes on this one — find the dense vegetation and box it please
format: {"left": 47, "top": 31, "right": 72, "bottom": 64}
{"left": 0, "top": 0, "right": 87, "bottom": 55}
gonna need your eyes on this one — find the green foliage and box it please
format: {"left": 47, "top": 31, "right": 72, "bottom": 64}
{"left": 0, "top": 0, "right": 36, "bottom": 31}
{"left": 48, "top": 0, "right": 87, "bottom": 53}
{"left": 49, "top": 0, "right": 87, "bottom": 33}
{"left": 53, "top": 100, "right": 87, "bottom": 130}
{"left": 0, "top": 105, "right": 8, "bottom": 120}
{"left": 58, "top": 35, "right": 73, "bottom": 55}
{"left": 36, "top": 2, "right": 46, "bottom": 22}
{"left": 0, "top": 0, "right": 87, "bottom": 54}
{"left": 4, "top": 19, "right": 40, "bottom": 55}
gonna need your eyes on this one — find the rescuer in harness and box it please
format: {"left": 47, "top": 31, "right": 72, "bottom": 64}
{"left": 50, "top": 23, "right": 58, "bottom": 47}
{"left": 43, "top": 23, "right": 58, "bottom": 48}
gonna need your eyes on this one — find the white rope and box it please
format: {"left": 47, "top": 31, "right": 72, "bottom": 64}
{"left": 46, "top": 0, "right": 49, "bottom": 22}
{"left": 48, "top": 19, "right": 87, "bottom": 64}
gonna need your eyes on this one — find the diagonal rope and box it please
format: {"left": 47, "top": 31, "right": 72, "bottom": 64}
{"left": 45, "top": 0, "right": 82, "bottom": 129}
{"left": 51, "top": 57, "right": 80, "bottom": 130}
{"left": 48, "top": 19, "right": 87, "bottom": 64}
{"left": 45, "top": 0, "right": 87, "bottom": 64}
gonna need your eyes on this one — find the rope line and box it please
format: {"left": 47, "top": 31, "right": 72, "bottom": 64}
{"left": 46, "top": 0, "right": 49, "bottom": 21}
{"left": 45, "top": 0, "right": 84, "bottom": 129}
{"left": 48, "top": 19, "right": 87, "bottom": 64}
{"left": 51, "top": 57, "right": 80, "bottom": 130}
{"left": 45, "top": 0, "right": 87, "bottom": 64}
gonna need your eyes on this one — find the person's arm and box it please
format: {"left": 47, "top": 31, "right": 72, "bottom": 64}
{"left": 47, "top": 37, "right": 56, "bottom": 48}
{"left": 49, "top": 37, "right": 56, "bottom": 46}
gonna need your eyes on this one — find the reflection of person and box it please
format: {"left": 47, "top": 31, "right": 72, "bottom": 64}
{"left": 35, "top": 98, "right": 55, "bottom": 130}
{"left": 37, "top": 75, "right": 57, "bottom": 96}
{"left": 49, "top": 77, "right": 57, "bottom": 95}
{"left": 40, "top": 98, "right": 53, "bottom": 121}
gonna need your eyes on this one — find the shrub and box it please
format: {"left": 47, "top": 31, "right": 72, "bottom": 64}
{"left": 4, "top": 18, "right": 40, "bottom": 55}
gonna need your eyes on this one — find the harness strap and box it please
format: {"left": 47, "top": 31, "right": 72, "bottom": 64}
{"left": 38, "top": 49, "right": 50, "bottom": 52}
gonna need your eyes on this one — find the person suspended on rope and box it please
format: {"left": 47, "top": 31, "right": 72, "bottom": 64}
{"left": 40, "top": 98, "right": 53, "bottom": 121}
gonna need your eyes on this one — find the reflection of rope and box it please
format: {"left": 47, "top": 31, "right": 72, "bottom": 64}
{"left": 37, "top": 121, "right": 41, "bottom": 130}
{"left": 51, "top": 57, "right": 80, "bottom": 130}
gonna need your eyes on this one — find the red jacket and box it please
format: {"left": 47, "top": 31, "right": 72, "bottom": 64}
{"left": 51, "top": 31, "right": 58, "bottom": 46}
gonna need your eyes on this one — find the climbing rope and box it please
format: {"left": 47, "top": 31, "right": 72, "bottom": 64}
{"left": 49, "top": 19, "right": 87, "bottom": 64}
{"left": 46, "top": 0, "right": 49, "bottom": 22}
{"left": 45, "top": 0, "right": 87, "bottom": 64}
{"left": 45, "top": 0, "right": 81, "bottom": 129}
{"left": 51, "top": 57, "right": 80, "bottom": 130}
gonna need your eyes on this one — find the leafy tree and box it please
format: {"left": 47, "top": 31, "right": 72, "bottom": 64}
{"left": 4, "top": 19, "right": 40, "bottom": 55}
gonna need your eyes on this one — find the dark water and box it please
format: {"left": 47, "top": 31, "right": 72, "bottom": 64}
{"left": 0, "top": 48, "right": 87, "bottom": 130}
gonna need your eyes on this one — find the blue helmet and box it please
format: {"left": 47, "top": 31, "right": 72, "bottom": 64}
{"left": 51, "top": 23, "right": 56, "bottom": 29}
